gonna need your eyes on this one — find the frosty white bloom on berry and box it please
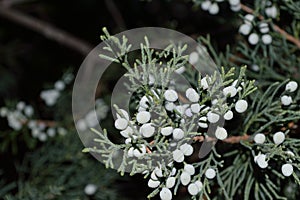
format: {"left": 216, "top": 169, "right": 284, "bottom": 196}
{"left": 57, "top": 127, "right": 67, "bottom": 136}
{"left": 38, "top": 132, "right": 47, "bottom": 142}
{"left": 200, "top": 77, "right": 209, "bottom": 90}
{"left": 224, "top": 110, "right": 233, "bottom": 120}
{"left": 114, "top": 118, "right": 128, "bottom": 130}
{"left": 136, "top": 111, "right": 151, "bottom": 124}
{"left": 256, "top": 154, "right": 268, "bottom": 169}
{"left": 175, "top": 105, "right": 188, "bottom": 115}
{"left": 259, "top": 23, "right": 269, "bottom": 33}
{"left": 281, "top": 95, "right": 292, "bottom": 106}
{"left": 281, "top": 163, "right": 293, "bottom": 177}
{"left": 239, "top": 24, "right": 252, "bottom": 35}
{"left": 161, "top": 126, "right": 173, "bottom": 136}
{"left": 155, "top": 167, "right": 163, "bottom": 177}
{"left": 165, "top": 102, "right": 175, "bottom": 111}
{"left": 140, "top": 123, "right": 155, "bottom": 138}
{"left": 215, "top": 126, "right": 228, "bottom": 140}
{"left": 171, "top": 167, "right": 177, "bottom": 176}
{"left": 198, "top": 116, "right": 208, "bottom": 128}
{"left": 185, "top": 108, "right": 193, "bottom": 117}
{"left": 151, "top": 171, "right": 158, "bottom": 180}
{"left": 85, "top": 110, "right": 99, "bottom": 128}
{"left": 17, "top": 101, "right": 26, "bottom": 111}
{"left": 186, "top": 88, "right": 199, "bottom": 102}
{"left": 7, "top": 112, "right": 22, "bottom": 130}
{"left": 164, "top": 89, "right": 178, "bottom": 102}
{"left": 0, "top": 107, "right": 8, "bottom": 117}
{"left": 230, "top": 3, "right": 241, "bottom": 12}
{"left": 125, "top": 138, "right": 131, "bottom": 144}
{"left": 235, "top": 100, "right": 248, "bottom": 113}
{"left": 244, "top": 14, "right": 254, "bottom": 24}
{"left": 211, "top": 99, "right": 218, "bottom": 105}
{"left": 173, "top": 149, "right": 184, "bottom": 163}
{"left": 24, "top": 105, "right": 34, "bottom": 117}
{"left": 265, "top": 5, "right": 277, "bottom": 18}
{"left": 159, "top": 187, "right": 172, "bottom": 200}
{"left": 116, "top": 109, "right": 130, "bottom": 121}
{"left": 201, "top": 0, "right": 211, "bottom": 11}
{"left": 180, "top": 143, "right": 194, "bottom": 156}
{"left": 229, "top": 0, "right": 240, "bottom": 6}
{"left": 175, "top": 66, "right": 186, "bottom": 74}
{"left": 207, "top": 111, "right": 220, "bottom": 123}
{"left": 223, "top": 86, "right": 237, "bottom": 97}
{"left": 273, "top": 131, "right": 285, "bottom": 144}
{"left": 127, "top": 147, "right": 134, "bottom": 157}
{"left": 262, "top": 34, "right": 272, "bottom": 45}
{"left": 133, "top": 145, "right": 146, "bottom": 158}
{"left": 191, "top": 103, "right": 201, "bottom": 113}
{"left": 195, "top": 180, "right": 203, "bottom": 191}
{"left": 165, "top": 177, "right": 175, "bottom": 188}
{"left": 254, "top": 133, "right": 266, "bottom": 144}
{"left": 188, "top": 183, "right": 200, "bottom": 195}
{"left": 248, "top": 33, "right": 259, "bottom": 45}
{"left": 205, "top": 168, "right": 216, "bottom": 179}
{"left": 148, "top": 74, "right": 155, "bottom": 85}
{"left": 54, "top": 80, "right": 65, "bottom": 91}
{"left": 195, "top": 181, "right": 203, "bottom": 192}
{"left": 173, "top": 128, "right": 184, "bottom": 140}
{"left": 180, "top": 171, "right": 191, "bottom": 186}
{"left": 285, "top": 81, "right": 298, "bottom": 92}
{"left": 40, "top": 89, "right": 60, "bottom": 106}
{"left": 47, "top": 128, "right": 56, "bottom": 137}
{"left": 286, "top": 150, "right": 295, "bottom": 157}
{"left": 139, "top": 96, "right": 151, "bottom": 109}
{"left": 84, "top": 184, "right": 97, "bottom": 195}
{"left": 31, "top": 128, "right": 40, "bottom": 138}
{"left": 189, "top": 52, "right": 199, "bottom": 65}
{"left": 251, "top": 64, "right": 260, "bottom": 72}
{"left": 148, "top": 179, "right": 160, "bottom": 188}
{"left": 209, "top": 3, "right": 219, "bottom": 15}
{"left": 120, "top": 126, "right": 133, "bottom": 138}
{"left": 184, "top": 164, "right": 195, "bottom": 175}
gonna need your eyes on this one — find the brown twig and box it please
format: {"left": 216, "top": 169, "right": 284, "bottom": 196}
{"left": 20, "top": 118, "right": 57, "bottom": 127}
{"left": 193, "top": 134, "right": 250, "bottom": 144}
{"left": 222, "top": 134, "right": 250, "bottom": 144}
{"left": 240, "top": 3, "right": 300, "bottom": 48}
{"left": 0, "top": 4, "right": 93, "bottom": 55}
{"left": 146, "top": 134, "right": 250, "bottom": 153}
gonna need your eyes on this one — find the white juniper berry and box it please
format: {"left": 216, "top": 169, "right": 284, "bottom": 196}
{"left": 273, "top": 131, "right": 285, "bottom": 145}
{"left": 235, "top": 99, "right": 248, "bottom": 113}
{"left": 264, "top": 3, "right": 278, "bottom": 18}
{"left": 281, "top": 163, "right": 294, "bottom": 177}
{"left": 254, "top": 133, "right": 266, "bottom": 144}
{"left": 205, "top": 168, "right": 216, "bottom": 179}
{"left": 84, "top": 184, "right": 97, "bottom": 196}
{"left": 200, "top": 0, "right": 220, "bottom": 15}
{"left": 285, "top": 81, "right": 298, "bottom": 92}
{"left": 281, "top": 95, "right": 293, "bottom": 106}
{"left": 256, "top": 154, "right": 269, "bottom": 169}
{"left": 239, "top": 15, "right": 273, "bottom": 45}
{"left": 159, "top": 187, "right": 172, "bottom": 200}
